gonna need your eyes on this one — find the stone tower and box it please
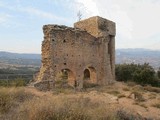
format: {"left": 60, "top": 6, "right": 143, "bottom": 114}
{"left": 37, "top": 16, "right": 116, "bottom": 89}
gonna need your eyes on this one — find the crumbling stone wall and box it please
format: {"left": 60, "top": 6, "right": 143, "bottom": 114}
{"left": 37, "top": 16, "right": 116, "bottom": 89}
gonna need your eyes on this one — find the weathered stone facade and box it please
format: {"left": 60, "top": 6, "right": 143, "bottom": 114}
{"left": 37, "top": 16, "right": 116, "bottom": 89}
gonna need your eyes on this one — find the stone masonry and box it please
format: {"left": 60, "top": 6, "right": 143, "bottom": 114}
{"left": 36, "top": 16, "right": 116, "bottom": 89}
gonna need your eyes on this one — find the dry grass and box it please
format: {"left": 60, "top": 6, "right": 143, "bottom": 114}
{"left": 144, "top": 86, "right": 160, "bottom": 93}
{"left": 126, "top": 81, "right": 137, "bottom": 87}
{"left": 152, "top": 103, "right": 160, "bottom": 109}
{"left": 107, "top": 90, "right": 120, "bottom": 96}
{"left": 0, "top": 82, "right": 160, "bottom": 120}
{"left": 148, "top": 93, "right": 157, "bottom": 99}
{"left": 128, "top": 91, "right": 145, "bottom": 102}
{"left": 116, "top": 109, "right": 144, "bottom": 120}
{"left": 52, "top": 87, "right": 75, "bottom": 94}
{"left": 132, "top": 85, "right": 145, "bottom": 92}
{"left": 117, "top": 94, "right": 126, "bottom": 98}
{"left": 0, "top": 87, "right": 120, "bottom": 120}
{"left": 122, "top": 87, "right": 130, "bottom": 91}
{"left": 0, "top": 87, "right": 34, "bottom": 120}
{"left": 0, "top": 87, "right": 33, "bottom": 114}
{"left": 14, "top": 95, "right": 118, "bottom": 120}
{"left": 133, "top": 102, "right": 148, "bottom": 109}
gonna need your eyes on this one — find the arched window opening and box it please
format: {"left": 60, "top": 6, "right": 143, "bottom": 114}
{"left": 83, "top": 67, "right": 97, "bottom": 84}
{"left": 84, "top": 69, "right": 90, "bottom": 80}
{"left": 56, "top": 69, "right": 76, "bottom": 88}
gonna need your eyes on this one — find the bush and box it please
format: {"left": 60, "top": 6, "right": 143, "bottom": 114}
{"left": 0, "top": 87, "right": 33, "bottom": 114}
{"left": 10, "top": 78, "right": 27, "bottom": 87}
{"left": 157, "top": 68, "right": 160, "bottom": 79}
{"left": 0, "top": 78, "right": 28, "bottom": 87}
{"left": 115, "top": 63, "right": 138, "bottom": 81}
{"left": 116, "top": 109, "right": 143, "bottom": 120}
{"left": 0, "top": 89, "right": 12, "bottom": 114}
{"left": 116, "top": 63, "right": 160, "bottom": 87}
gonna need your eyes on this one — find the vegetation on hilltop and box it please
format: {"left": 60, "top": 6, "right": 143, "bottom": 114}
{"left": 115, "top": 63, "right": 160, "bottom": 87}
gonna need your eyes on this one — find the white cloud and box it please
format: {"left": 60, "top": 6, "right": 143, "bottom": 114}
{"left": 129, "top": 1, "right": 160, "bottom": 40}
{"left": 73, "top": 0, "right": 160, "bottom": 49}
{"left": 73, "top": 0, "right": 133, "bottom": 40}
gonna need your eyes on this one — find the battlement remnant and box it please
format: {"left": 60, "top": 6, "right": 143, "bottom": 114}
{"left": 36, "top": 16, "right": 116, "bottom": 90}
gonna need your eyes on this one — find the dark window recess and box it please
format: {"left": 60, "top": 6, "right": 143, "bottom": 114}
{"left": 64, "top": 63, "right": 67, "bottom": 65}
{"left": 84, "top": 69, "right": 90, "bottom": 80}
{"left": 55, "top": 65, "right": 56, "bottom": 67}
{"left": 63, "top": 39, "right": 66, "bottom": 43}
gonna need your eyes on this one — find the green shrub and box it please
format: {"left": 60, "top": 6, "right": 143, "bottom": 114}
{"left": 157, "top": 68, "right": 160, "bottom": 79}
{"left": 116, "top": 63, "right": 160, "bottom": 87}
{"left": 0, "top": 78, "right": 28, "bottom": 87}
{"left": 0, "top": 80, "right": 8, "bottom": 87}
{"left": 10, "top": 78, "right": 27, "bottom": 87}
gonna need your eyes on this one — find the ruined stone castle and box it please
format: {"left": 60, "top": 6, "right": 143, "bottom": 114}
{"left": 36, "top": 16, "right": 116, "bottom": 89}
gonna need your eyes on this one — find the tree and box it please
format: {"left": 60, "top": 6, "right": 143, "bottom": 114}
{"left": 157, "top": 67, "right": 160, "bottom": 79}
{"left": 133, "top": 63, "right": 155, "bottom": 85}
{"left": 77, "top": 11, "right": 82, "bottom": 21}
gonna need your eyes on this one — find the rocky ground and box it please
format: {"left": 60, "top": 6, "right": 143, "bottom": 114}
{"left": 26, "top": 82, "right": 160, "bottom": 119}
{"left": 0, "top": 82, "right": 160, "bottom": 120}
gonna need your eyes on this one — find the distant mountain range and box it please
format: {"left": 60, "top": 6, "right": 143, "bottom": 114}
{"left": 116, "top": 48, "right": 160, "bottom": 70}
{"left": 0, "top": 49, "right": 160, "bottom": 70}
{"left": 0, "top": 51, "right": 41, "bottom": 68}
{"left": 0, "top": 51, "right": 41, "bottom": 59}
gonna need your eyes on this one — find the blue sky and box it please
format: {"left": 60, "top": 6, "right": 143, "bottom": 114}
{"left": 0, "top": 0, "right": 160, "bottom": 53}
